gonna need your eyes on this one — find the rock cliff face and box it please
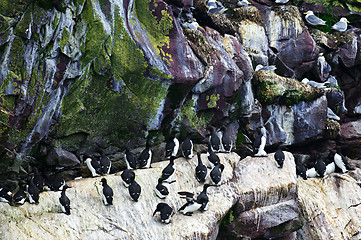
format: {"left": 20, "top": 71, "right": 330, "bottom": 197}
{"left": 0, "top": 0, "right": 361, "bottom": 239}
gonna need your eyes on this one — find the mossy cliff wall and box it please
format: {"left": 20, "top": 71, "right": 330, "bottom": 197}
{"left": 0, "top": 0, "right": 204, "bottom": 170}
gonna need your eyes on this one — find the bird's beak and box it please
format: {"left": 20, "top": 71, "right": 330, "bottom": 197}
{"left": 347, "top": 20, "right": 350, "bottom": 23}
{"left": 304, "top": 12, "right": 307, "bottom": 15}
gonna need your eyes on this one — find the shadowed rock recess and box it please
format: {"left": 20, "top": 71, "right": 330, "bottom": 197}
{"left": 0, "top": 0, "right": 361, "bottom": 239}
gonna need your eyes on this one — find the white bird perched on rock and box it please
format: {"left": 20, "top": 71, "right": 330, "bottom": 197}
{"left": 182, "top": 21, "right": 200, "bottom": 30}
{"left": 305, "top": 11, "right": 326, "bottom": 26}
{"left": 275, "top": 0, "right": 289, "bottom": 4}
{"left": 331, "top": 17, "right": 349, "bottom": 32}
{"left": 236, "top": 0, "right": 251, "bottom": 7}
{"left": 254, "top": 64, "right": 277, "bottom": 72}
{"left": 301, "top": 78, "right": 327, "bottom": 89}
{"left": 207, "top": 0, "right": 228, "bottom": 14}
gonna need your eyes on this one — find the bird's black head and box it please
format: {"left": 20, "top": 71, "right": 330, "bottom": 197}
{"left": 197, "top": 152, "right": 201, "bottom": 158}
{"left": 101, "top": 178, "right": 107, "bottom": 185}
{"left": 63, "top": 185, "right": 71, "bottom": 191}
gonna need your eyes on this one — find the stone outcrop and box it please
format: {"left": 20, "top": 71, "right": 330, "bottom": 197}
{"left": 297, "top": 169, "right": 361, "bottom": 240}
{"left": 0, "top": 152, "right": 301, "bottom": 239}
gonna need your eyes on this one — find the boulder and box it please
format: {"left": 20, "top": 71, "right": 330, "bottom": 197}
{"left": 297, "top": 169, "right": 361, "bottom": 240}
{"left": 0, "top": 152, "right": 301, "bottom": 239}
{"left": 46, "top": 148, "right": 80, "bottom": 167}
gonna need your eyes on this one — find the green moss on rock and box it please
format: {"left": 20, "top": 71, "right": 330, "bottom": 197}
{"left": 252, "top": 70, "right": 323, "bottom": 106}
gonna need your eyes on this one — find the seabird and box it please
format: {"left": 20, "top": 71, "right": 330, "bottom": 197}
{"left": 207, "top": 126, "right": 221, "bottom": 152}
{"left": 253, "top": 126, "right": 267, "bottom": 156}
{"left": 305, "top": 11, "right": 326, "bottom": 26}
{"left": 138, "top": 141, "right": 152, "bottom": 169}
{"left": 59, "top": 185, "right": 71, "bottom": 215}
{"left": 301, "top": 78, "right": 327, "bottom": 89}
{"left": 220, "top": 126, "right": 232, "bottom": 153}
{"left": 254, "top": 64, "right": 277, "bottom": 72}
{"left": 195, "top": 152, "right": 207, "bottom": 183}
{"left": 274, "top": 147, "right": 285, "bottom": 168}
{"left": 315, "top": 159, "right": 326, "bottom": 177}
{"left": 128, "top": 179, "right": 141, "bottom": 202}
{"left": 45, "top": 175, "right": 65, "bottom": 191}
{"left": 165, "top": 131, "right": 179, "bottom": 159}
{"left": 26, "top": 177, "right": 40, "bottom": 204}
{"left": 306, "top": 167, "right": 317, "bottom": 178}
{"left": 13, "top": 184, "right": 27, "bottom": 205}
{"left": 32, "top": 167, "right": 45, "bottom": 191}
{"left": 160, "top": 156, "right": 176, "bottom": 183}
{"left": 0, "top": 187, "right": 12, "bottom": 203}
{"left": 100, "top": 178, "right": 113, "bottom": 205}
{"left": 99, "top": 149, "right": 111, "bottom": 175}
{"left": 334, "top": 146, "right": 349, "bottom": 173}
{"left": 181, "top": 133, "right": 194, "bottom": 159}
{"left": 210, "top": 164, "right": 224, "bottom": 186}
{"left": 325, "top": 162, "right": 335, "bottom": 175}
{"left": 84, "top": 152, "right": 101, "bottom": 177}
{"left": 153, "top": 203, "right": 174, "bottom": 224}
{"left": 124, "top": 147, "right": 137, "bottom": 170}
{"left": 207, "top": 0, "right": 227, "bottom": 14}
{"left": 275, "top": 0, "right": 289, "bottom": 3}
{"left": 155, "top": 178, "right": 171, "bottom": 199}
{"left": 236, "top": 0, "right": 251, "bottom": 7}
{"left": 296, "top": 162, "right": 307, "bottom": 180}
{"left": 331, "top": 17, "right": 348, "bottom": 32}
{"left": 121, "top": 169, "right": 135, "bottom": 187}
{"left": 178, "top": 184, "right": 213, "bottom": 214}
{"left": 207, "top": 142, "right": 221, "bottom": 168}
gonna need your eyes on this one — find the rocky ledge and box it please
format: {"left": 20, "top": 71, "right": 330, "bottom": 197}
{"left": 1, "top": 152, "right": 360, "bottom": 240}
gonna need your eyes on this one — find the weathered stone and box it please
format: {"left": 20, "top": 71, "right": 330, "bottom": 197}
{"left": 297, "top": 169, "right": 361, "bottom": 240}
{"left": 261, "top": 95, "right": 328, "bottom": 146}
{"left": 46, "top": 148, "right": 80, "bottom": 167}
{"left": 252, "top": 70, "right": 323, "bottom": 106}
{"left": 225, "top": 152, "right": 300, "bottom": 239}
{"left": 233, "top": 6, "right": 269, "bottom": 65}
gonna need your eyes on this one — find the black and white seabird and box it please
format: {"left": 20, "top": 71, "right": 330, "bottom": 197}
{"left": 0, "top": 187, "right": 12, "bottom": 203}
{"left": 128, "top": 179, "right": 141, "bottom": 202}
{"left": 84, "top": 153, "right": 101, "bottom": 177}
{"left": 220, "top": 126, "right": 232, "bottom": 153}
{"left": 165, "top": 131, "right": 179, "bottom": 159}
{"left": 32, "top": 167, "right": 45, "bottom": 191}
{"left": 155, "top": 178, "right": 170, "bottom": 199}
{"left": 207, "top": 126, "right": 221, "bottom": 153}
{"left": 178, "top": 199, "right": 202, "bottom": 216}
{"left": 138, "top": 141, "right": 152, "bottom": 169}
{"left": 296, "top": 162, "right": 307, "bottom": 180}
{"left": 13, "top": 184, "right": 27, "bottom": 205}
{"left": 315, "top": 159, "right": 326, "bottom": 177}
{"left": 181, "top": 134, "right": 194, "bottom": 159}
{"left": 101, "top": 178, "right": 113, "bottom": 206}
{"left": 45, "top": 175, "right": 66, "bottom": 191}
{"left": 26, "top": 177, "right": 40, "bottom": 204}
{"left": 210, "top": 164, "right": 224, "bottom": 186}
{"left": 124, "top": 147, "right": 137, "bottom": 170}
{"left": 306, "top": 167, "right": 317, "bottom": 178}
{"left": 334, "top": 146, "right": 349, "bottom": 173}
{"left": 274, "top": 147, "right": 285, "bottom": 168}
{"left": 121, "top": 169, "right": 135, "bottom": 187}
{"left": 153, "top": 203, "right": 174, "bottom": 224}
{"left": 207, "top": 142, "right": 220, "bottom": 168}
{"left": 59, "top": 185, "right": 71, "bottom": 215}
{"left": 325, "top": 162, "right": 335, "bottom": 175}
{"left": 161, "top": 156, "right": 176, "bottom": 183}
{"left": 178, "top": 184, "right": 214, "bottom": 215}
{"left": 99, "top": 149, "right": 111, "bottom": 175}
{"left": 195, "top": 152, "right": 207, "bottom": 183}
{"left": 253, "top": 126, "right": 267, "bottom": 156}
